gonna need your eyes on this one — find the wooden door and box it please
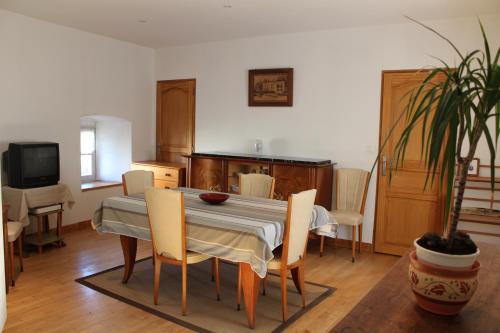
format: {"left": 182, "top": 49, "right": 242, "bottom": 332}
{"left": 156, "top": 79, "right": 195, "bottom": 164}
{"left": 374, "top": 70, "right": 445, "bottom": 256}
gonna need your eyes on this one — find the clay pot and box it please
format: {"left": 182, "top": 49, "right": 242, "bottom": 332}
{"left": 409, "top": 250, "right": 480, "bottom": 315}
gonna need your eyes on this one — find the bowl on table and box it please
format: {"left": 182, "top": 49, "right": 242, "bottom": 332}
{"left": 199, "top": 193, "right": 229, "bottom": 204}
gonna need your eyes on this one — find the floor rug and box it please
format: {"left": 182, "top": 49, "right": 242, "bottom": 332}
{"left": 76, "top": 258, "right": 335, "bottom": 333}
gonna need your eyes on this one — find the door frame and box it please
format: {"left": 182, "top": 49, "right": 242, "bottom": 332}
{"left": 372, "top": 69, "right": 447, "bottom": 254}
{"left": 156, "top": 78, "right": 196, "bottom": 161}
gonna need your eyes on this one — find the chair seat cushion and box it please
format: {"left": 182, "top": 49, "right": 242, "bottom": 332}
{"left": 160, "top": 250, "right": 211, "bottom": 264}
{"left": 266, "top": 245, "right": 284, "bottom": 270}
{"left": 7, "top": 222, "right": 23, "bottom": 242}
{"left": 267, "top": 257, "right": 282, "bottom": 270}
{"left": 329, "top": 210, "right": 363, "bottom": 226}
{"left": 186, "top": 251, "right": 211, "bottom": 264}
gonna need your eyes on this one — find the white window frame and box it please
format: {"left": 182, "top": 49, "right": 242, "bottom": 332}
{"left": 80, "top": 126, "right": 97, "bottom": 182}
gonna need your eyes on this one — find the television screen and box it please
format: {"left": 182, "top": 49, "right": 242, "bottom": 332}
{"left": 22, "top": 146, "right": 59, "bottom": 178}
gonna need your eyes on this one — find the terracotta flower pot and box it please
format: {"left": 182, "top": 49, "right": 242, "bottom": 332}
{"left": 409, "top": 250, "right": 480, "bottom": 315}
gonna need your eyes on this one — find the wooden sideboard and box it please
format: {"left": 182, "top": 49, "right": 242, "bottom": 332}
{"left": 185, "top": 152, "right": 334, "bottom": 210}
{"left": 131, "top": 161, "right": 186, "bottom": 189}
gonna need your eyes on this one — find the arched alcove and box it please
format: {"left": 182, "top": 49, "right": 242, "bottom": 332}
{"left": 80, "top": 115, "right": 132, "bottom": 182}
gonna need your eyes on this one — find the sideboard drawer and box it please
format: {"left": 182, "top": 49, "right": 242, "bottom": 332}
{"left": 154, "top": 179, "right": 178, "bottom": 189}
{"left": 131, "top": 161, "right": 186, "bottom": 188}
{"left": 153, "top": 167, "right": 179, "bottom": 181}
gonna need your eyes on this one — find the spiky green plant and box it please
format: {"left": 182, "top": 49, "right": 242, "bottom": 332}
{"left": 386, "top": 18, "right": 500, "bottom": 249}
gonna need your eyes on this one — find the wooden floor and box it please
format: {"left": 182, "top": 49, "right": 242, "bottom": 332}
{"left": 4, "top": 227, "right": 398, "bottom": 333}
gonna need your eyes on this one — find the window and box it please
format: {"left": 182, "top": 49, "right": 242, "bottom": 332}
{"left": 80, "top": 126, "right": 96, "bottom": 182}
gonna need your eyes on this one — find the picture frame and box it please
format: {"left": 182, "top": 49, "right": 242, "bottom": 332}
{"left": 467, "top": 158, "right": 480, "bottom": 176}
{"left": 248, "top": 68, "right": 293, "bottom": 106}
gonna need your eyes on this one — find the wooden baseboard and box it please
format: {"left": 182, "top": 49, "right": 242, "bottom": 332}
{"left": 61, "top": 220, "right": 92, "bottom": 234}
{"left": 318, "top": 236, "right": 373, "bottom": 253}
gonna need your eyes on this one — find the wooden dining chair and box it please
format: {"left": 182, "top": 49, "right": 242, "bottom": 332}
{"left": 122, "top": 170, "right": 154, "bottom": 196}
{"left": 320, "top": 168, "right": 370, "bottom": 262}
{"left": 237, "top": 189, "right": 317, "bottom": 322}
{"left": 144, "top": 187, "right": 220, "bottom": 315}
{"left": 2, "top": 204, "right": 24, "bottom": 289}
{"left": 234, "top": 173, "right": 276, "bottom": 305}
{"left": 7, "top": 221, "right": 24, "bottom": 287}
{"left": 239, "top": 173, "right": 275, "bottom": 199}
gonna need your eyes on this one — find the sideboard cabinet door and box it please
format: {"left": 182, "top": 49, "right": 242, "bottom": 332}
{"left": 272, "top": 164, "right": 314, "bottom": 201}
{"left": 189, "top": 158, "right": 225, "bottom": 192}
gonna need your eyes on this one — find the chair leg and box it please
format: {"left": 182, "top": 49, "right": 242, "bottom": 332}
{"left": 213, "top": 258, "right": 221, "bottom": 301}
{"left": 319, "top": 235, "right": 325, "bottom": 257}
{"left": 280, "top": 270, "right": 288, "bottom": 322}
{"left": 181, "top": 262, "right": 187, "bottom": 316}
{"left": 17, "top": 238, "right": 24, "bottom": 273}
{"left": 298, "top": 264, "right": 306, "bottom": 308}
{"left": 9, "top": 242, "right": 15, "bottom": 287}
{"left": 153, "top": 258, "right": 161, "bottom": 305}
{"left": 236, "top": 263, "right": 241, "bottom": 310}
{"left": 262, "top": 274, "right": 267, "bottom": 295}
{"left": 358, "top": 224, "right": 362, "bottom": 254}
{"left": 211, "top": 257, "right": 215, "bottom": 282}
{"left": 351, "top": 225, "right": 356, "bottom": 263}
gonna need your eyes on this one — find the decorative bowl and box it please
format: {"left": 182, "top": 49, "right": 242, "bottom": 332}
{"left": 199, "top": 193, "right": 229, "bottom": 204}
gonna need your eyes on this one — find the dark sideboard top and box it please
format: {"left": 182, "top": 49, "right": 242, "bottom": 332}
{"left": 187, "top": 152, "right": 334, "bottom": 166}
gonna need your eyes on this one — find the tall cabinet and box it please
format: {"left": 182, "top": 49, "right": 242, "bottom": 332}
{"left": 186, "top": 152, "right": 334, "bottom": 210}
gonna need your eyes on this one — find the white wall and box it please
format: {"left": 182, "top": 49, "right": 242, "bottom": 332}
{"left": 156, "top": 14, "right": 500, "bottom": 243}
{"left": 0, "top": 9, "right": 155, "bottom": 225}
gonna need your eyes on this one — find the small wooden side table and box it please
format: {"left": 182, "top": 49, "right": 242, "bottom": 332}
{"left": 26, "top": 204, "right": 64, "bottom": 254}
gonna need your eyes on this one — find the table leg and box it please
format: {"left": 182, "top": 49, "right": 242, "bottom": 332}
{"left": 37, "top": 215, "right": 43, "bottom": 254}
{"left": 240, "top": 263, "right": 260, "bottom": 329}
{"left": 56, "top": 210, "right": 63, "bottom": 247}
{"left": 120, "top": 235, "right": 137, "bottom": 283}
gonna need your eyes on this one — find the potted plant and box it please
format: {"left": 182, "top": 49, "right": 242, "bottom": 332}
{"left": 381, "top": 18, "right": 499, "bottom": 315}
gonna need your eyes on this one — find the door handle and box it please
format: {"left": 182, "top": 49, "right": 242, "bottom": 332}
{"left": 382, "top": 155, "right": 387, "bottom": 176}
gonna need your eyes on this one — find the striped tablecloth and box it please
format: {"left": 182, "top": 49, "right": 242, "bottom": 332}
{"left": 92, "top": 187, "right": 337, "bottom": 277}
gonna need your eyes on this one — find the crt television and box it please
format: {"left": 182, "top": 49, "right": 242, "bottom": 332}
{"left": 2, "top": 142, "right": 60, "bottom": 189}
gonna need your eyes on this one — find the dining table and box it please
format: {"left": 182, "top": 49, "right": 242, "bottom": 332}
{"left": 92, "top": 187, "right": 337, "bottom": 328}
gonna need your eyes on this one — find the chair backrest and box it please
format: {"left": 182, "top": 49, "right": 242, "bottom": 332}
{"left": 122, "top": 170, "right": 154, "bottom": 196}
{"left": 336, "top": 168, "right": 370, "bottom": 213}
{"left": 144, "top": 187, "right": 185, "bottom": 261}
{"left": 239, "top": 173, "right": 275, "bottom": 199}
{"left": 282, "top": 189, "right": 317, "bottom": 265}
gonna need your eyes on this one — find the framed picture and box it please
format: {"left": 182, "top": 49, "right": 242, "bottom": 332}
{"left": 248, "top": 68, "right": 293, "bottom": 106}
{"left": 468, "top": 158, "right": 480, "bottom": 176}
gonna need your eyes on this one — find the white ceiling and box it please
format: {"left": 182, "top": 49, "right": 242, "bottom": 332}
{"left": 1, "top": 0, "right": 499, "bottom": 48}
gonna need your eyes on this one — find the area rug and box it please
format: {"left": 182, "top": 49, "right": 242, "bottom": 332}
{"left": 76, "top": 258, "right": 335, "bottom": 333}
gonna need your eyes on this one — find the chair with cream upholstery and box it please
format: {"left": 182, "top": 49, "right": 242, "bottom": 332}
{"left": 235, "top": 173, "right": 275, "bottom": 308}
{"left": 144, "top": 187, "right": 220, "bottom": 315}
{"left": 122, "top": 170, "right": 154, "bottom": 196}
{"left": 237, "top": 189, "right": 317, "bottom": 322}
{"left": 7, "top": 221, "right": 23, "bottom": 287}
{"left": 239, "top": 173, "right": 275, "bottom": 199}
{"left": 320, "top": 168, "right": 370, "bottom": 262}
